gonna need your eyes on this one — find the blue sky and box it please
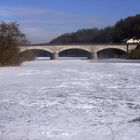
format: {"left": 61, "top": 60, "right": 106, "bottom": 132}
{"left": 0, "top": 0, "right": 140, "bottom": 43}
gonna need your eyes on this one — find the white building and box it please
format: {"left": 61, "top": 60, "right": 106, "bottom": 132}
{"left": 127, "top": 38, "right": 140, "bottom": 44}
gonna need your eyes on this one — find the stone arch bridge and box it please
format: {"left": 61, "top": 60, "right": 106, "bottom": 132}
{"left": 20, "top": 44, "right": 136, "bottom": 60}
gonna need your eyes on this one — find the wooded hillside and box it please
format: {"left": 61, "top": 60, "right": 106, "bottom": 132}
{"left": 49, "top": 14, "right": 140, "bottom": 45}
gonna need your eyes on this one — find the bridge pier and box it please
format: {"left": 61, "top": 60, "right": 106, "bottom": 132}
{"left": 89, "top": 52, "right": 97, "bottom": 60}
{"left": 51, "top": 52, "right": 59, "bottom": 60}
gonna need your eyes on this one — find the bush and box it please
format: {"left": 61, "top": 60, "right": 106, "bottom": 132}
{"left": 0, "top": 45, "right": 20, "bottom": 66}
{"left": 19, "top": 50, "right": 36, "bottom": 62}
{"left": 128, "top": 44, "right": 140, "bottom": 59}
{"left": 0, "top": 22, "right": 28, "bottom": 66}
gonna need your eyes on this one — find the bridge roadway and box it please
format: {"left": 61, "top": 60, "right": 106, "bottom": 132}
{"left": 20, "top": 44, "right": 137, "bottom": 60}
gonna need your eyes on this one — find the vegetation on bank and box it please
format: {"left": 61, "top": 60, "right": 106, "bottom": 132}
{"left": 0, "top": 22, "right": 35, "bottom": 66}
{"left": 19, "top": 50, "right": 36, "bottom": 62}
{"left": 128, "top": 45, "right": 140, "bottom": 59}
{"left": 49, "top": 14, "right": 140, "bottom": 45}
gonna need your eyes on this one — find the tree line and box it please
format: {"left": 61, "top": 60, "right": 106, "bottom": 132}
{"left": 49, "top": 14, "right": 140, "bottom": 45}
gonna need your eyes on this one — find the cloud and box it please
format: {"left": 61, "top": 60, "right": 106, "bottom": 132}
{"left": 21, "top": 17, "right": 116, "bottom": 43}
{"left": 0, "top": 5, "right": 116, "bottom": 43}
{"left": 0, "top": 5, "right": 115, "bottom": 26}
{"left": 21, "top": 26, "right": 62, "bottom": 43}
{"left": 0, "top": 6, "right": 63, "bottom": 17}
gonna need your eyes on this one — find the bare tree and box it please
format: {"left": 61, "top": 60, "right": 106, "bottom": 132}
{"left": 0, "top": 21, "right": 28, "bottom": 66}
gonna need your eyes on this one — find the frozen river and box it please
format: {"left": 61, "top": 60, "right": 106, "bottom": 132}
{"left": 0, "top": 59, "right": 140, "bottom": 140}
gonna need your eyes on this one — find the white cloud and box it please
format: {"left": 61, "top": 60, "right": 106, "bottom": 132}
{"left": 0, "top": 6, "right": 62, "bottom": 17}
{"left": 0, "top": 5, "right": 116, "bottom": 43}
{"left": 21, "top": 26, "right": 62, "bottom": 43}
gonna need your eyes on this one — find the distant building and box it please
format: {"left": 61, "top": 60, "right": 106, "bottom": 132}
{"left": 127, "top": 38, "right": 140, "bottom": 44}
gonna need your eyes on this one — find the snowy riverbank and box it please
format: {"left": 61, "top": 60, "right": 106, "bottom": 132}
{"left": 0, "top": 59, "right": 140, "bottom": 140}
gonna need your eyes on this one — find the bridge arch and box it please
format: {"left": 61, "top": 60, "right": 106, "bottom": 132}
{"left": 95, "top": 46, "right": 127, "bottom": 53}
{"left": 23, "top": 49, "right": 52, "bottom": 57}
{"left": 19, "top": 48, "right": 53, "bottom": 60}
{"left": 59, "top": 48, "right": 90, "bottom": 55}
{"left": 20, "top": 48, "right": 52, "bottom": 55}
{"left": 97, "top": 48, "right": 127, "bottom": 58}
{"left": 58, "top": 46, "right": 91, "bottom": 54}
{"left": 20, "top": 47, "right": 53, "bottom": 54}
{"left": 58, "top": 48, "right": 91, "bottom": 59}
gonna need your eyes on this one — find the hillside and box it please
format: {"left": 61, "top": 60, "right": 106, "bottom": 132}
{"left": 49, "top": 14, "right": 140, "bottom": 45}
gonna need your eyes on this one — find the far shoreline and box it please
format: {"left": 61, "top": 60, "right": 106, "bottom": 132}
{"left": 90, "top": 58, "right": 140, "bottom": 63}
{"left": 34, "top": 57, "right": 140, "bottom": 63}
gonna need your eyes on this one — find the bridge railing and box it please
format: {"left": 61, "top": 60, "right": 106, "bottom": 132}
{"left": 21, "top": 43, "right": 126, "bottom": 47}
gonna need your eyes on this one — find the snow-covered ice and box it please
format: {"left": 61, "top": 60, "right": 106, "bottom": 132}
{"left": 0, "top": 59, "right": 140, "bottom": 140}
